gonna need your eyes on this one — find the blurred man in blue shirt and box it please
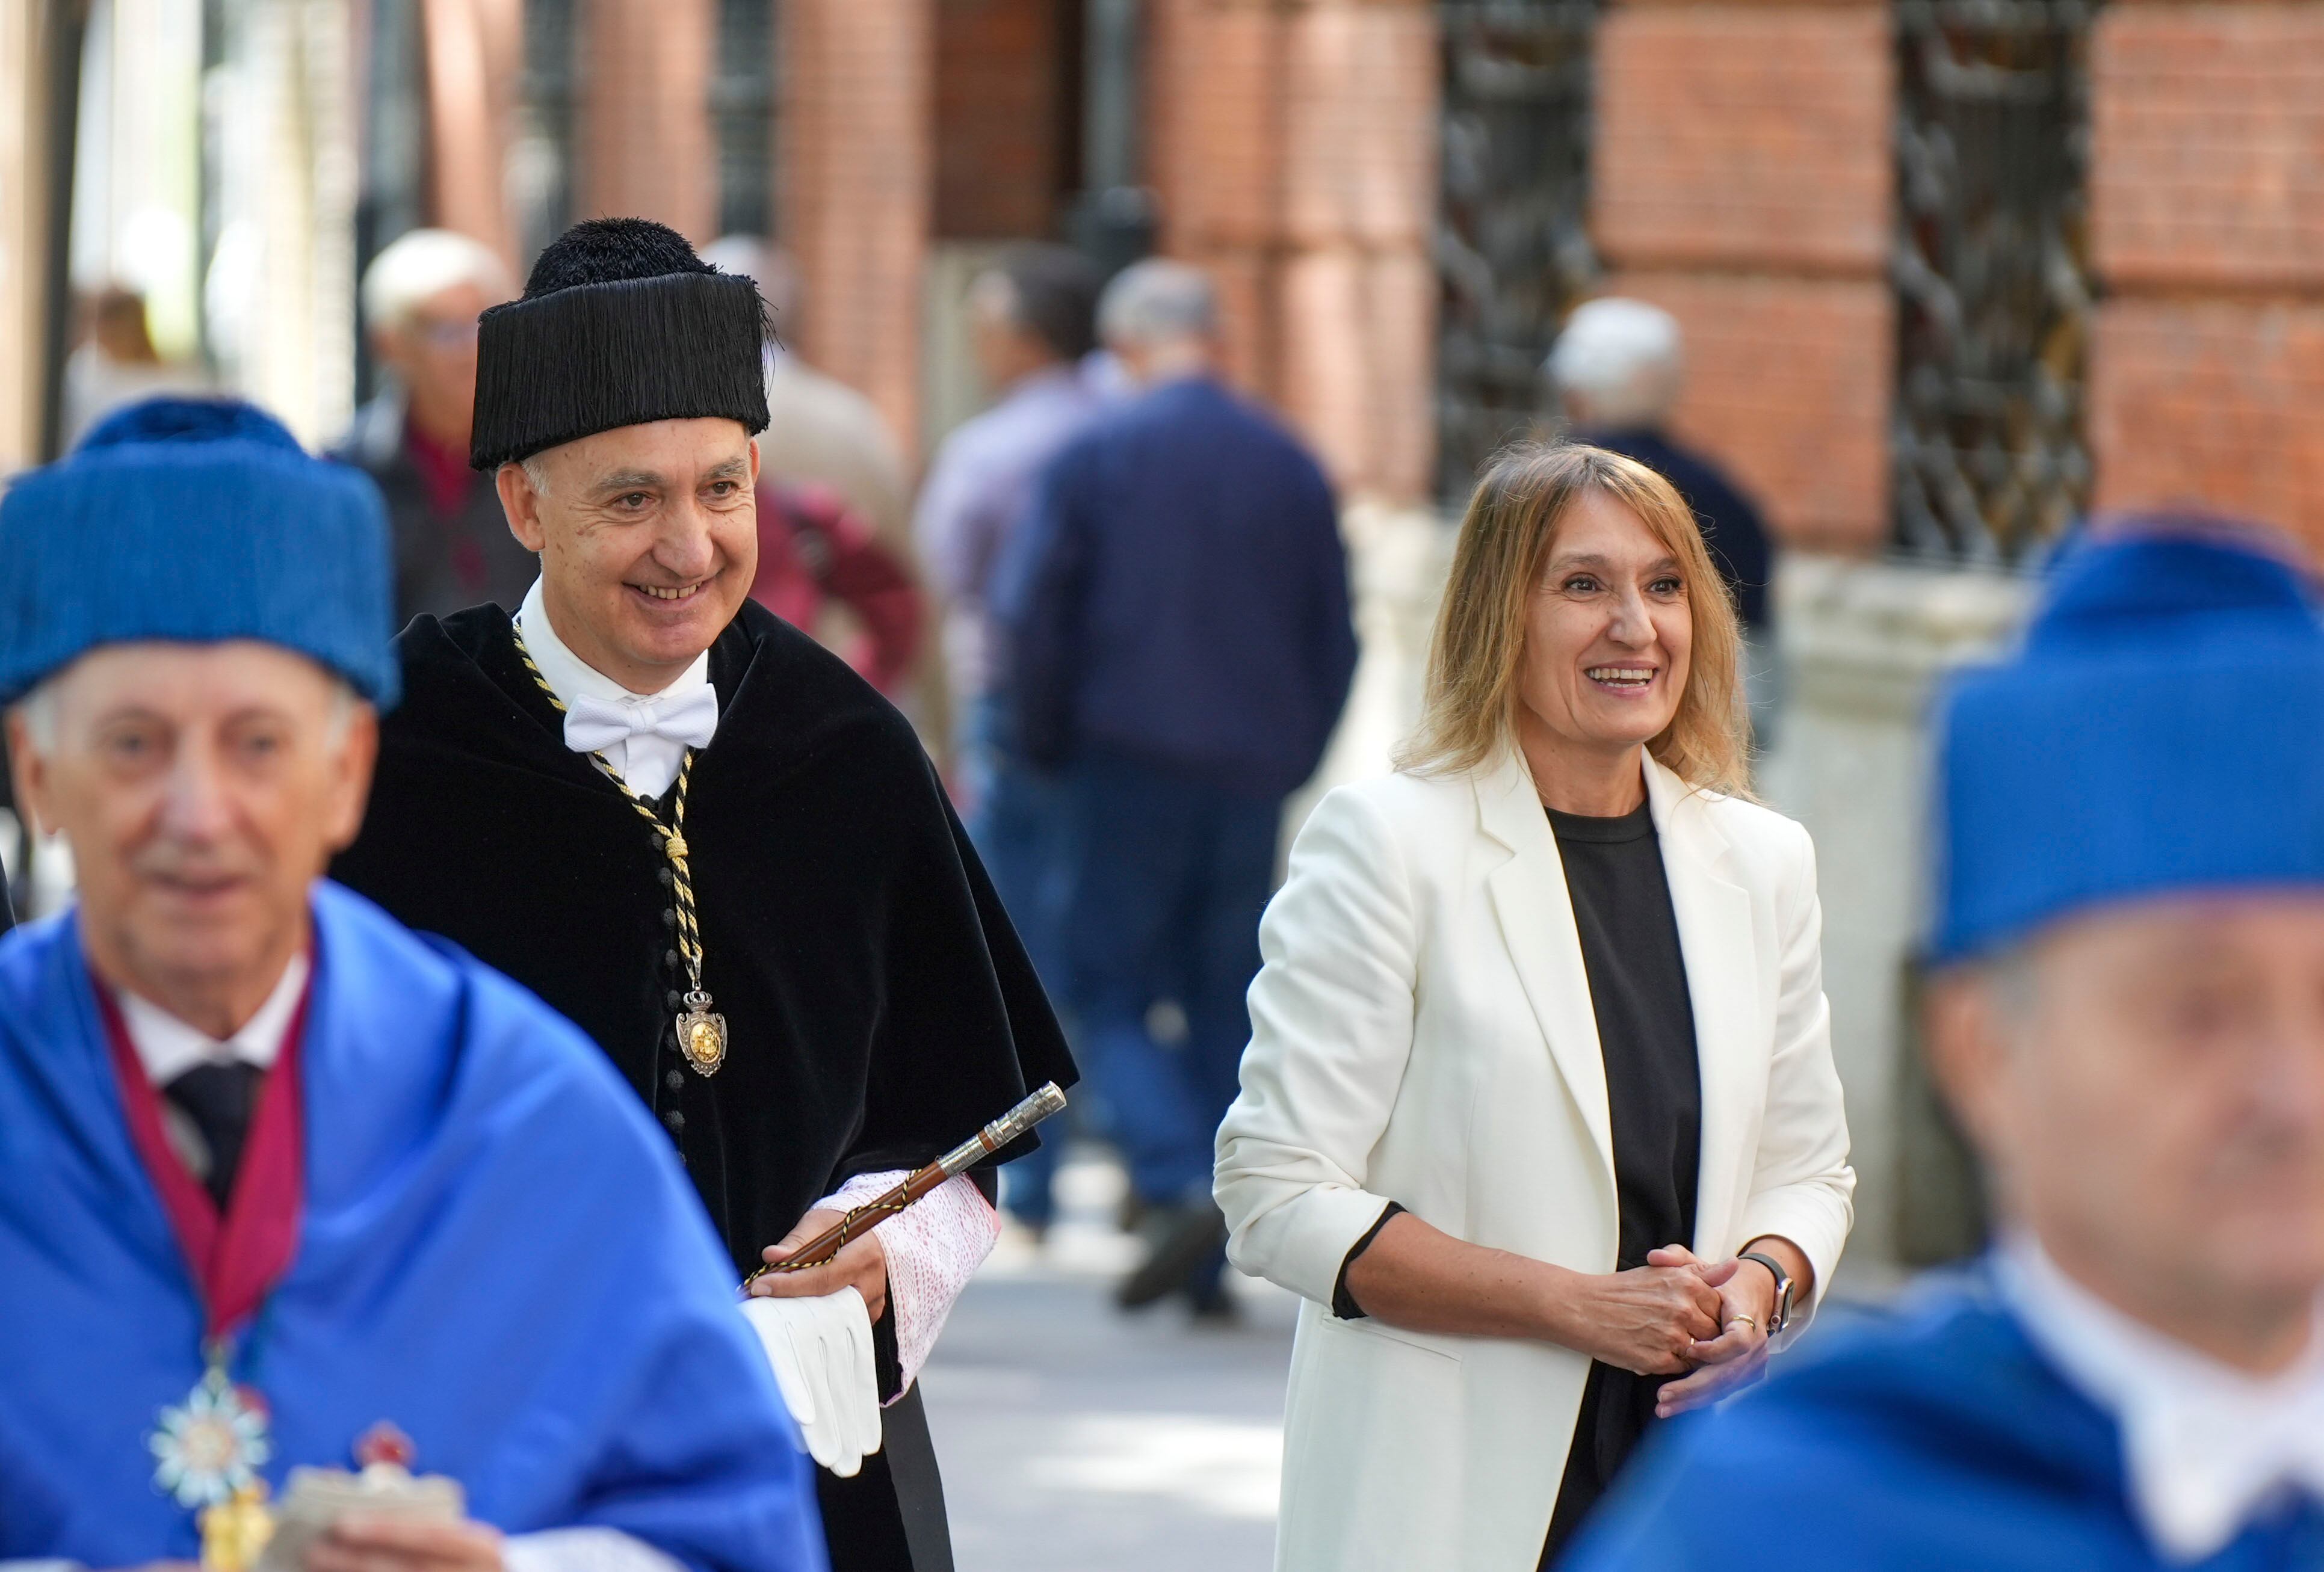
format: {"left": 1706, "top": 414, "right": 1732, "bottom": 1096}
{"left": 1565, "top": 525, "right": 2324, "bottom": 1570}
{"left": 1001, "top": 259, "right": 1358, "bottom": 1314}
{"left": 915, "top": 244, "right": 1105, "bottom": 1238}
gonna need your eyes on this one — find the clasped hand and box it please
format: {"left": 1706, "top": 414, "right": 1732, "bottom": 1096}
{"left": 118, "top": 1512, "right": 508, "bottom": 1572}
{"left": 303, "top": 1514, "right": 505, "bottom": 1572}
{"left": 1577, "top": 1244, "right": 1776, "bottom": 1418}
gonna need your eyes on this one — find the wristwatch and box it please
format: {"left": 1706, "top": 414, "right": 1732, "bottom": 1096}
{"left": 1738, "top": 1251, "right": 1795, "bottom": 1334}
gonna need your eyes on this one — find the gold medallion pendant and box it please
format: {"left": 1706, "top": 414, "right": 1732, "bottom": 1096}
{"left": 678, "top": 989, "right": 728, "bottom": 1076}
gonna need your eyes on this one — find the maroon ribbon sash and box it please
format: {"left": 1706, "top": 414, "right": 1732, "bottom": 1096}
{"left": 97, "top": 976, "right": 309, "bottom": 1342}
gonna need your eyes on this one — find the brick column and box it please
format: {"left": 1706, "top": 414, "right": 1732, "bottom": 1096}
{"left": 419, "top": 0, "right": 524, "bottom": 268}
{"left": 2086, "top": 4, "right": 2324, "bottom": 549}
{"left": 1591, "top": 3, "right": 1894, "bottom": 551}
{"left": 0, "top": 0, "right": 57, "bottom": 470}
{"left": 782, "top": 0, "right": 933, "bottom": 459}
{"left": 577, "top": 0, "right": 716, "bottom": 242}
{"left": 1149, "top": 0, "right": 1438, "bottom": 505}
{"left": 934, "top": 0, "right": 1068, "bottom": 238}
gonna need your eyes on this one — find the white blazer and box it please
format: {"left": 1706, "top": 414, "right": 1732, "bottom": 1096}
{"left": 1215, "top": 750, "right": 1855, "bottom": 1571}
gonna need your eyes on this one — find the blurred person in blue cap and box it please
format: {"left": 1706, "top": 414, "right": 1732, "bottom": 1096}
{"left": 1562, "top": 520, "right": 2324, "bottom": 1569}
{"left": 330, "top": 217, "right": 1075, "bottom": 1572}
{"left": 0, "top": 396, "right": 824, "bottom": 1572}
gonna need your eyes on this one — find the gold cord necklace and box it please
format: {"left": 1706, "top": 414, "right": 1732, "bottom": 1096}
{"left": 512, "top": 626, "right": 728, "bottom": 1076}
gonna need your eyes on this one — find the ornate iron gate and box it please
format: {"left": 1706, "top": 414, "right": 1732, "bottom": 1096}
{"left": 1435, "top": 0, "right": 1600, "bottom": 504}
{"left": 513, "top": 0, "right": 580, "bottom": 265}
{"left": 712, "top": 0, "right": 777, "bottom": 239}
{"left": 1893, "top": 0, "right": 2101, "bottom": 563}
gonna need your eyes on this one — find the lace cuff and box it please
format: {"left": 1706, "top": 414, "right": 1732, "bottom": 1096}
{"left": 817, "top": 1170, "right": 1000, "bottom": 1399}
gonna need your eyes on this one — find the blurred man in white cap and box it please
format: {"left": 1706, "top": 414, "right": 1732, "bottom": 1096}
{"left": 339, "top": 229, "right": 534, "bottom": 622}
{"left": 1547, "top": 298, "right": 1779, "bottom": 747}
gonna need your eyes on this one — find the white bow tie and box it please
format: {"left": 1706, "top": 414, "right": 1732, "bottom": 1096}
{"left": 2124, "top": 1379, "right": 2324, "bottom": 1559}
{"left": 562, "top": 686, "right": 720, "bottom": 757}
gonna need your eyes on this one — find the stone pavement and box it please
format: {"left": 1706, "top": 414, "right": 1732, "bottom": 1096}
{"left": 921, "top": 1151, "right": 1298, "bottom": 1572}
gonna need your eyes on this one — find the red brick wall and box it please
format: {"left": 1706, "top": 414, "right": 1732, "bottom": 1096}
{"left": 2091, "top": 6, "right": 2324, "bottom": 294}
{"left": 1149, "top": 0, "right": 1438, "bottom": 504}
{"left": 577, "top": 0, "right": 716, "bottom": 242}
{"left": 1608, "top": 271, "right": 1893, "bottom": 553}
{"left": 420, "top": 0, "right": 524, "bottom": 270}
{"left": 935, "top": 0, "right": 1069, "bottom": 239}
{"left": 1596, "top": 7, "right": 1890, "bottom": 276}
{"left": 783, "top": 0, "right": 933, "bottom": 460}
{"left": 2088, "top": 2, "right": 2324, "bottom": 550}
{"left": 1591, "top": 2, "right": 1894, "bottom": 552}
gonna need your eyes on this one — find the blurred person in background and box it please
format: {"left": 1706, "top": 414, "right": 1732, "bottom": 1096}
{"left": 1568, "top": 526, "right": 2324, "bottom": 1570}
{"left": 914, "top": 242, "right": 1104, "bottom": 1239}
{"left": 703, "top": 236, "right": 927, "bottom": 707}
{"left": 1216, "top": 445, "right": 1853, "bottom": 1570}
{"left": 702, "top": 236, "right": 913, "bottom": 553}
{"left": 1547, "top": 298, "right": 1780, "bottom": 751}
{"left": 1000, "top": 258, "right": 1358, "bottom": 1316}
{"left": 336, "top": 229, "right": 536, "bottom": 623}
{"left": 335, "top": 219, "right": 1074, "bottom": 1572}
{"left": 746, "top": 477, "right": 924, "bottom": 700}
{"left": 0, "top": 396, "right": 822, "bottom": 1571}
{"left": 61, "top": 283, "right": 209, "bottom": 446}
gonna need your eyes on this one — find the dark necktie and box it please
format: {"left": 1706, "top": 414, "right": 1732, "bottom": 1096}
{"left": 162, "top": 1061, "right": 264, "bottom": 1212}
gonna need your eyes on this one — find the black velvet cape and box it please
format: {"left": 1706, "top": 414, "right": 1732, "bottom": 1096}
{"left": 332, "top": 600, "right": 1075, "bottom": 1570}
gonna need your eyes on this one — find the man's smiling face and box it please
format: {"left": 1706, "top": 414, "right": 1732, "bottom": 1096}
{"left": 499, "top": 417, "right": 761, "bottom": 694}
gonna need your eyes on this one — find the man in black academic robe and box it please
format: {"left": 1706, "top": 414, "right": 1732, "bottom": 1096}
{"left": 333, "top": 218, "right": 1074, "bottom": 1572}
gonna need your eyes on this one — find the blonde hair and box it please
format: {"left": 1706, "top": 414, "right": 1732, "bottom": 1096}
{"left": 1395, "top": 442, "right": 1752, "bottom": 797}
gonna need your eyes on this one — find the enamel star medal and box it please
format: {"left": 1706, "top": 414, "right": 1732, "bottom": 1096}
{"left": 153, "top": 1345, "right": 276, "bottom": 1564}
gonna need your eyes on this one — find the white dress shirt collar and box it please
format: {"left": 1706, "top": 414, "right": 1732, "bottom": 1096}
{"left": 515, "top": 578, "right": 716, "bottom": 801}
{"left": 1997, "top": 1231, "right": 2324, "bottom": 1561}
{"left": 116, "top": 951, "right": 311, "bottom": 1087}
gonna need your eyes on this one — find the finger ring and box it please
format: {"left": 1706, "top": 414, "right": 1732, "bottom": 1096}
{"left": 1725, "top": 1315, "right": 1758, "bottom": 1331}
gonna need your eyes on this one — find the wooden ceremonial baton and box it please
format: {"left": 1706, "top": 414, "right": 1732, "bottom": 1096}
{"left": 744, "top": 1081, "right": 1069, "bottom": 1285}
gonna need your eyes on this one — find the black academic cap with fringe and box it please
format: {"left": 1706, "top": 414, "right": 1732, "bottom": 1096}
{"left": 468, "top": 217, "right": 770, "bottom": 470}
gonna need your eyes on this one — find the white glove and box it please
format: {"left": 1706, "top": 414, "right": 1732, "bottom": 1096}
{"left": 737, "top": 1289, "right": 883, "bottom": 1478}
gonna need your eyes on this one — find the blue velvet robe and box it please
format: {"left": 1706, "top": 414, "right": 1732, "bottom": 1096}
{"left": 0, "top": 882, "right": 824, "bottom": 1571}
{"left": 1562, "top": 1277, "right": 2324, "bottom": 1570}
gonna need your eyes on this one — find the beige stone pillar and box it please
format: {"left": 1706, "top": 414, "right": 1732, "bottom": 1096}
{"left": 781, "top": 0, "right": 933, "bottom": 461}
{"left": 576, "top": 0, "right": 715, "bottom": 242}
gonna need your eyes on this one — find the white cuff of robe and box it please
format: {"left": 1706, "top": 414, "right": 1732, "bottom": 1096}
{"left": 814, "top": 1170, "right": 1001, "bottom": 1397}
{"left": 503, "top": 1527, "right": 687, "bottom": 1572}
{"left": 738, "top": 1289, "right": 883, "bottom": 1478}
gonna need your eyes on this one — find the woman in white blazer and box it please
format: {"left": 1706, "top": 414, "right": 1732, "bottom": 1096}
{"left": 1215, "top": 443, "right": 1854, "bottom": 1571}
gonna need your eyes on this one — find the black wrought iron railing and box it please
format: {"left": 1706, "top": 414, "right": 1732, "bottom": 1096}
{"left": 1435, "top": 0, "right": 1601, "bottom": 504}
{"left": 712, "top": 0, "right": 778, "bottom": 240}
{"left": 514, "top": 0, "right": 581, "bottom": 267}
{"left": 1892, "top": 0, "right": 2101, "bottom": 564}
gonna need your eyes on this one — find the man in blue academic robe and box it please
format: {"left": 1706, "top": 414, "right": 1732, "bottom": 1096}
{"left": 1563, "top": 525, "right": 2324, "bottom": 1568}
{"left": 0, "top": 397, "right": 825, "bottom": 1572}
